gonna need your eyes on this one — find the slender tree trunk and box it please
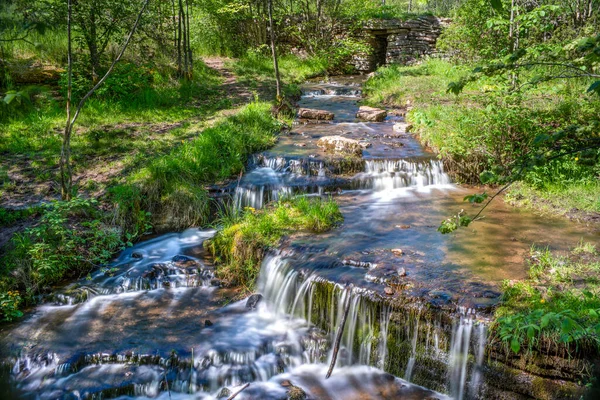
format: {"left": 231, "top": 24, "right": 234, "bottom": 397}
{"left": 60, "top": 0, "right": 150, "bottom": 199}
{"left": 60, "top": 0, "right": 73, "bottom": 200}
{"left": 268, "top": 0, "right": 281, "bottom": 99}
{"left": 177, "top": 0, "right": 183, "bottom": 76}
{"left": 186, "top": 0, "right": 193, "bottom": 79}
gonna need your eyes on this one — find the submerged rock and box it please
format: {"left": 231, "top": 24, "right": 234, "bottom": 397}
{"left": 298, "top": 108, "right": 334, "bottom": 120}
{"left": 246, "top": 293, "right": 263, "bottom": 309}
{"left": 317, "top": 135, "right": 364, "bottom": 156}
{"left": 356, "top": 106, "right": 387, "bottom": 122}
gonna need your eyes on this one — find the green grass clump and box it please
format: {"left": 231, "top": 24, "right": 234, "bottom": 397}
{"left": 0, "top": 198, "right": 133, "bottom": 320}
{"left": 493, "top": 244, "right": 600, "bottom": 355}
{"left": 119, "top": 101, "right": 281, "bottom": 230}
{"left": 206, "top": 196, "right": 343, "bottom": 289}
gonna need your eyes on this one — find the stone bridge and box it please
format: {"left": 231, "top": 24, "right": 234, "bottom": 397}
{"left": 353, "top": 15, "right": 451, "bottom": 72}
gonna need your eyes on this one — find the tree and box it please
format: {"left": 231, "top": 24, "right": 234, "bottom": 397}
{"left": 60, "top": 0, "right": 150, "bottom": 200}
{"left": 268, "top": 0, "right": 282, "bottom": 99}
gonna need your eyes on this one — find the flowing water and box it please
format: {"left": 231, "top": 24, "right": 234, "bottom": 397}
{"left": 1, "top": 77, "right": 598, "bottom": 400}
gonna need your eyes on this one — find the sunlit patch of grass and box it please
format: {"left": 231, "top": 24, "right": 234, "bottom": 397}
{"left": 206, "top": 196, "right": 343, "bottom": 289}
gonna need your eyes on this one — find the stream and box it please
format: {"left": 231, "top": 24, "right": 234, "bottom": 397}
{"left": 1, "top": 77, "right": 598, "bottom": 400}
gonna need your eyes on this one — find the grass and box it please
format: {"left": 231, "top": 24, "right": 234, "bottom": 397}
{"left": 114, "top": 101, "right": 282, "bottom": 231}
{"left": 229, "top": 52, "right": 330, "bottom": 99}
{"left": 506, "top": 181, "right": 600, "bottom": 218}
{"left": 206, "top": 196, "right": 343, "bottom": 289}
{"left": 493, "top": 243, "right": 600, "bottom": 357}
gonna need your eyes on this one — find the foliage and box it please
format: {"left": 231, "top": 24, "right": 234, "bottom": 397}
{"left": 0, "top": 291, "right": 23, "bottom": 322}
{"left": 206, "top": 196, "right": 343, "bottom": 288}
{"left": 0, "top": 198, "right": 129, "bottom": 319}
{"left": 493, "top": 244, "right": 600, "bottom": 355}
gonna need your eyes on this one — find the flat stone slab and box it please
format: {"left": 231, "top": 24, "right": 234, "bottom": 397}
{"left": 356, "top": 106, "right": 387, "bottom": 122}
{"left": 316, "top": 135, "right": 368, "bottom": 156}
{"left": 298, "top": 108, "right": 334, "bottom": 120}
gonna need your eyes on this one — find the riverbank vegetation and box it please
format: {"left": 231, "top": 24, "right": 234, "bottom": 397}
{"left": 493, "top": 243, "right": 600, "bottom": 356}
{"left": 364, "top": 0, "right": 600, "bottom": 221}
{"left": 207, "top": 197, "right": 343, "bottom": 289}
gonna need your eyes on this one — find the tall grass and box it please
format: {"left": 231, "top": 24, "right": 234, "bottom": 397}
{"left": 206, "top": 196, "right": 343, "bottom": 288}
{"left": 114, "top": 102, "right": 281, "bottom": 230}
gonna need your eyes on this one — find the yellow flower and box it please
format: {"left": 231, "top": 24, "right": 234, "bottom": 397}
{"left": 574, "top": 157, "right": 579, "bottom": 161}
{"left": 540, "top": 299, "right": 545, "bottom": 304}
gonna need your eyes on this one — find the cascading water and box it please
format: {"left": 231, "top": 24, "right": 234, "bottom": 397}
{"left": 3, "top": 76, "right": 592, "bottom": 400}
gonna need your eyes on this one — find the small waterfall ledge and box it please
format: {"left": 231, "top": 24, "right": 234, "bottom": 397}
{"left": 259, "top": 253, "right": 592, "bottom": 399}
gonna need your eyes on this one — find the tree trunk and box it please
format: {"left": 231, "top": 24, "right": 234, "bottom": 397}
{"left": 60, "top": 0, "right": 150, "bottom": 200}
{"left": 268, "top": 0, "right": 282, "bottom": 99}
{"left": 60, "top": 0, "right": 73, "bottom": 200}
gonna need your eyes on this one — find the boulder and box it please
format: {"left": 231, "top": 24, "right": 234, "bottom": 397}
{"left": 356, "top": 106, "right": 387, "bottom": 122}
{"left": 317, "top": 135, "right": 365, "bottom": 156}
{"left": 298, "top": 108, "right": 334, "bottom": 120}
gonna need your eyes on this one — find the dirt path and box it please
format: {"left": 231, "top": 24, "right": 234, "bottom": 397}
{"left": 203, "top": 57, "right": 255, "bottom": 107}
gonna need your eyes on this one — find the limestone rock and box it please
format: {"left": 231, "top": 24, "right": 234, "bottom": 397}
{"left": 246, "top": 293, "right": 263, "bottom": 309}
{"left": 392, "top": 122, "right": 409, "bottom": 133}
{"left": 391, "top": 248, "right": 404, "bottom": 256}
{"left": 298, "top": 108, "right": 334, "bottom": 120}
{"left": 317, "top": 135, "right": 363, "bottom": 156}
{"left": 356, "top": 106, "right": 387, "bottom": 122}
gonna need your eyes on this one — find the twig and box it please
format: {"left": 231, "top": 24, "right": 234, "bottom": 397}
{"left": 227, "top": 383, "right": 250, "bottom": 400}
{"left": 326, "top": 286, "right": 352, "bottom": 379}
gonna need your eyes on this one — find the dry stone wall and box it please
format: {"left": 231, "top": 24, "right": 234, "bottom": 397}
{"left": 353, "top": 15, "right": 450, "bottom": 72}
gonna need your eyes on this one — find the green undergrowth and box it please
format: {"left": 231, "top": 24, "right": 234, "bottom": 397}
{"left": 0, "top": 198, "right": 142, "bottom": 321}
{"left": 366, "top": 59, "right": 600, "bottom": 182}
{"left": 206, "top": 196, "right": 343, "bottom": 289}
{"left": 493, "top": 243, "right": 600, "bottom": 356}
{"left": 113, "top": 102, "right": 281, "bottom": 231}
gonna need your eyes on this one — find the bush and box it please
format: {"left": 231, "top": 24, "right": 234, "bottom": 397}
{"left": 0, "top": 198, "right": 126, "bottom": 316}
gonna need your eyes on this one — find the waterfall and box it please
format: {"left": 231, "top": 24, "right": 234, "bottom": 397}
{"left": 404, "top": 308, "right": 421, "bottom": 381}
{"left": 354, "top": 159, "right": 451, "bottom": 191}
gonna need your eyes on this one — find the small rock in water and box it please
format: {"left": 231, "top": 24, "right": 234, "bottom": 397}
{"left": 391, "top": 248, "right": 404, "bottom": 256}
{"left": 356, "top": 106, "right": 387, "bottom": 122}
{"left": 384, "top": 286, "right": 394, "bottom": 295}
{"left": 396, "top": 224, "right": 411, "bottom": 229}
{"left": 397, "top": 267, "right": 407, "bottom": 277}
{"left": 280, "top": 380, "right": 293, "bottom": 387}
{"left": 210, "top": 278, "right": 221, "bottom": 287}
{"left": 298, "top": 108, "right": 334, "bottom": 120}
{"left": 204, "top": 319, "right": 213, "bottom": 327}
{"left": 216, "top": 388, "right": 231, "bottom": 398}
{"left": 131, "top": 252, "right": 143, "bottom": 259}
{"left": 246, "top": 293, "right": 263, "bottom": 309}
{"left": 171, "top": 255, "right": 197, "bottom": 267}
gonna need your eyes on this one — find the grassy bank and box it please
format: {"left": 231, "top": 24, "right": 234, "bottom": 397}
{"left": 113, "top": 101, "right": 282, "bottom": 231}
{"left": 493, "top": 243, "right": 600, "bottom": 357}
{"left": 207, "top": 196, "right": 343, "bottom": 289}
{"left": 228, "top": 52, "right": 331, "bottom": 100}
{"left": 363, "top": 59, "right": 600, "bottom": 218}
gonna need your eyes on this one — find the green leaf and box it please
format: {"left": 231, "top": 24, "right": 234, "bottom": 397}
{"left": 3, "top": 92, "right": 17, "bottom": 105}
{"left": 490, "top": 0, "right": 503, "bottom": 12}
{"left": 510, "top": 337, "right": 520, "bottom": 354}
{"left": 533, "top": 133, "right": 551, "bottom": 145}
{"left": 540, "top": 313, "right": 552, "bottom": 328}
{"left": 589, "top": 309, "right": 599, "bottom": 318}
{"left": 527, "top": 326, "right": 536, "bottom": 339}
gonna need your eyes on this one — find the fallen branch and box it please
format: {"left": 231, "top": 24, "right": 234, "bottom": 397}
{"left": 325, "top": 286, "right": 352, "bottom": 379}
{"left": 227, "top": 383, "right": 250, "bottom": 400}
